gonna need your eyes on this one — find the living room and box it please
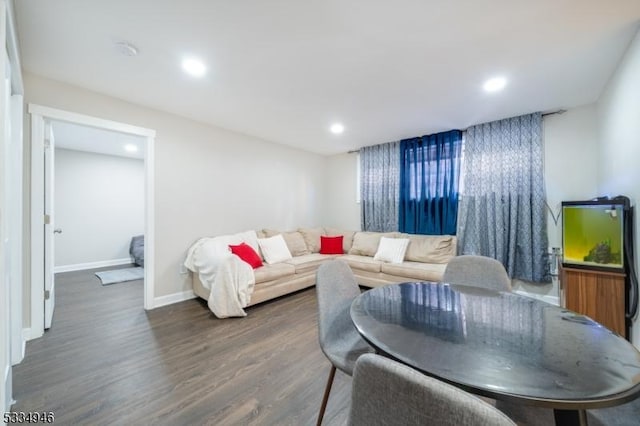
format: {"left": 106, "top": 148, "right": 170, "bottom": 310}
{"left": 2, "top": 1, "right": 640, "bottom": 424}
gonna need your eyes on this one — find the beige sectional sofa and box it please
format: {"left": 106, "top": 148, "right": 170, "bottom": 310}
{"left": 191, "top": 227, "right": 456, "bottom": 308}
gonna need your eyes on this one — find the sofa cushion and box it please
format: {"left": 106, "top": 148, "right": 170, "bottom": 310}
{"left": 380, "top": 261, "right": 448, "bottom": 282}
{"left": 349, "top": 231, "right": 401, "bottom": 257}
{"left": 405, "top": 235, "right": 457, "bottom": 264}
{"left": 283, "top": 232, "right": 310, "bottom": 257}
{"left": 284, "top": 253, "right": 338, "bottom": 274}
{"left": 325, "top": 228, "right": 356, "bottom": 253}
{"left": 257, "top": 235, "right": 293, "bottom": 264}
{"left": 254, "top": 262, "right": 296, "bottom": 283}
{"left": 262, "top": 228, "right": 282, "bottom": 237}
{"left": 374, "top": 237, "right": 410, "bottom": 264}
{"left": 320, "top": 235, "right": 344, "bottom": 254}
{"left": 341, "top": 254, "right": 383, "bottom": 273}
{"left": 298, "top": 227, "right": 325, "bottom": 253}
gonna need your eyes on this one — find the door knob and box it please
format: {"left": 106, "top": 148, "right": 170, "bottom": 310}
{"left": 54, "top": 228, "right": 62, "bottom": 234}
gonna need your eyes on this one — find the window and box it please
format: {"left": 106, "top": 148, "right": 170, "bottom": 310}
{"left": 399, "top": 130, "right": 463, "bottom": 235}
{"left": 406, "top": 140, "right": 463, "bottom": 200}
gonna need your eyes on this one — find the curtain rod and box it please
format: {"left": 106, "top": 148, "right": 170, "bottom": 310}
{"left": 347, "top": 109, "right": 568, "bottom": 154}
{"left": 542, "top": 109, "right": 567, "bottom": 117}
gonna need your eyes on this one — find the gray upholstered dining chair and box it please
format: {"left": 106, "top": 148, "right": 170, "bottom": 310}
{"left": 348, "top": 353, "right": 516, "bottom": 426}
{"left": 315, "top": 260, "right": 374, "bottom": 426}
{"left": 442, "top": 255, "right": 512, "bottom": 291}
{"left": 444, "top": 256, "right": 551, "bottom": 424}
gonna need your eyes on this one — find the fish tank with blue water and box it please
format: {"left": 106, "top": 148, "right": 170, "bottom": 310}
{"left": 562, "top": 199, "right": 627, "bottom": 272}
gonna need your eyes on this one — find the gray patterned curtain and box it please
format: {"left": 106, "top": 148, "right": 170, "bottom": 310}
{"left": 457, "top": 113, "right": 549, "bottom": 282}
{"left": 360, "top": 142, "right": 400, "bottom": 231}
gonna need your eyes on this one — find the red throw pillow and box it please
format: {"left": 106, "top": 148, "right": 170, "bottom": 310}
{"left": 229, "top": 243, "right": 263, "bottom": 269}
{"left": 320, "top": 235, "right": 344, "bottom": 255}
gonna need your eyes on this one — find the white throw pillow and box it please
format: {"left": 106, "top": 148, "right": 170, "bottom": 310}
{"left": 373, "top": 237, "right": 410, "bottom": 264}
{"left": 257, "top": 235, "right": 293, "bottom": 264}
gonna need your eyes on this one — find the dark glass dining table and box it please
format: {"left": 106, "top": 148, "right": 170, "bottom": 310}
{"left": 350, "top": 282, "right": 640, "bottom": 426}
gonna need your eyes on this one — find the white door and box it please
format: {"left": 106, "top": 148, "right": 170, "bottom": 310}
{"left": 44, "top": 121, "right": 55, "bottom": 329}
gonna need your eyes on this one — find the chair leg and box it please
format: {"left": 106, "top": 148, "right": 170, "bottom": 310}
{"left": 317, "top": 365, "right": 337, "bottom": 426}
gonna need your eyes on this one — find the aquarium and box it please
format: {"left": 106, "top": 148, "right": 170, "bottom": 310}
{"left": 562, "top": 200, "right": 625, "bottom": 271}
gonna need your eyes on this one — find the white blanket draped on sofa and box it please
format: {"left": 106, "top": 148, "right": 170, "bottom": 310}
{"left": 184, "top": 235, "right": 256, "bottom": 318}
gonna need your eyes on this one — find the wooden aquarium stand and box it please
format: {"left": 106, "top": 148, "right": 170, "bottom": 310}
{"left": 560, "top": 266, "right": 627, "bottom": 338}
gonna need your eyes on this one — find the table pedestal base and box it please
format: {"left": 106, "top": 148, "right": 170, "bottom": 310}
{"left": 554, "top": 409, "right": 587, "bottom": 426}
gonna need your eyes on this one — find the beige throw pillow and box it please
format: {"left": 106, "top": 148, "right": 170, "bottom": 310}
{"left": 282, "top": 232, "right": 310, "bottom": 257}
{"left": 405, "top": 235, "right": 457, "bottom": 264}
{"left": 298, "top": 227, "right": 325, "bottom": 253}
{"left": 263, "top": 228, "right": 282, "bottom": 238}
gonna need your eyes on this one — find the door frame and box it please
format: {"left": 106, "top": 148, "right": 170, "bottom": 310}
{"left": 29, "top": 104, "right": 156, "bottom": 339}
{"left": 43, "top": 121, "right": 54, "bottom": 330}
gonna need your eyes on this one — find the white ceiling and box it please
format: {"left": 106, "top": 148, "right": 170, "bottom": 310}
{"left": 14, "top": 0, "right": 640, "bottom": 155}
{"left": 52, "top": 121, "right": 145, "bottom": 160}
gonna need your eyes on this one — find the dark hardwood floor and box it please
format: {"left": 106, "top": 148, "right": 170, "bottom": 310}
{"left": 14, "top": 267, "right": 639, "bottom": 426}
{"left": 12, "top": 267, "right": 350, "bottom": 425}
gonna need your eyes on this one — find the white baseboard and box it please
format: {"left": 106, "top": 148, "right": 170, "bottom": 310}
{"left": 54, "top": 258, "right": 132, "bottom": 273}
{"left": 153, "top": 290, "right": 196, "bottom": 309}
{"left": 23, "top": 327, "right": 42, "bottom": 342}
{"left": 22, "top": 327, "right": 33, "bottom": 344}
{"left": 11, "top": 332, "right": 26, "bottom": 366}
{"left": 21, "top": 334, "right": 26, "bottom": 361}
{"left": 514, "top": 290, "right": 560, "bottom": 306}
{"left": 3, "top": 364, "right": 11, "bottom": 412}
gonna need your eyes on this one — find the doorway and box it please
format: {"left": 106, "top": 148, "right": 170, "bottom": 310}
{"left": 52, "top": 122, "right": 146, "bottom": 274}
{"left": 29, "top": 105, "right": 156, "bottom": 339}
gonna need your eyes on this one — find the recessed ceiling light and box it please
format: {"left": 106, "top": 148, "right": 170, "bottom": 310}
{"left": 330, "top": 123, "right": 345, "bottom": 134}
{"left": 182, "top": 58, "right": 206, "bottom": 77}
{"left": 124, "top": 144, "right": 138, "bottom": 153}
{"left": 483, "top": 77, "right": 507, "bottom": 92}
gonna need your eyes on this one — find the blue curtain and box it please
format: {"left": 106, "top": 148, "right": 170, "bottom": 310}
{"left": 399, "top": 130, "right": 462, "bottom": 235}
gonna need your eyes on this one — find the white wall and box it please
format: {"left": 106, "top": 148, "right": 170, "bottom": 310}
{"left": 324, "top": 152, "right": 361, "bottom": 230}
{"left": 596, "top": 28, "right": 640, "bottom": 347}
{"left": 54, "top": 148, "right": 144, "bottom": 269}
{"left": 543, "top": 105, "right": 599, "bottom": 248}
{"left": 22, "top": 73, "right": 327, "bottom": 318}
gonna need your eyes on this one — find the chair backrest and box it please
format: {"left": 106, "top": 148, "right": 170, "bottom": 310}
{"left": 443, "top": 255, "right": 512, "bottom": 292}
{"left": 316, "top": 260, "right": 362, "bottom": 352}
{"left": 348, "top": 354, "right": 516, "bottom": 426}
